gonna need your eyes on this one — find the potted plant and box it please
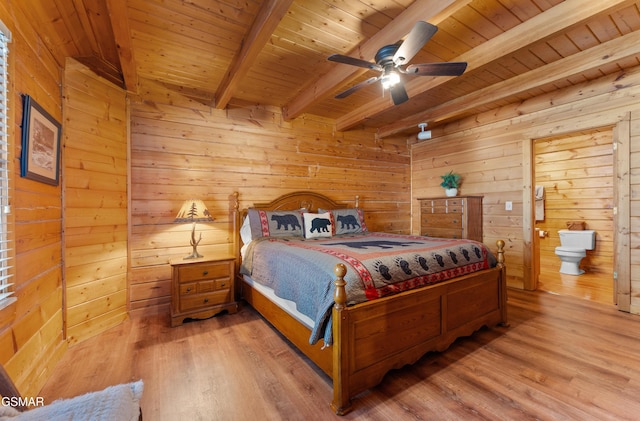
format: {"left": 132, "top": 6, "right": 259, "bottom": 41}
{"left": 440, "top": 170, "right": 461, "bottom": 197}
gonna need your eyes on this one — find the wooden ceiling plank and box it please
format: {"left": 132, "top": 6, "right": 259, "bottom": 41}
{"left": 337, "top": 0, "right": 636, "bottom": 133}
{"left": 105, "top": 0, "right": 138, "bottom": 93}
{"left": 282, "top": 0, "right": 471, "bottom": 121}
{"left": 58, "top": 0, "right": 96, "bottom": 56}
{"left": 378, "top": 27, "right": 640, "bottom": 138}
{"left": 214, "top": 0, "right": 295, "bottom": 109}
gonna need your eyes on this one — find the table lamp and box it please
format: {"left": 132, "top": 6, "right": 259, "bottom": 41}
{"left": 175, "top": 199, "right": 213, "bottom": 259}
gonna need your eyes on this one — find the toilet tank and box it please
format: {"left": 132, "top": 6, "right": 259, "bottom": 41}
{"left": 558, "top": 229, "right": 596, "bottom": 250}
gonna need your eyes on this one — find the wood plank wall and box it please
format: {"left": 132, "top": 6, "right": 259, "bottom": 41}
{"left": 0, "top": 4, "right": 66, "bottom": 397}
{"left": 630, "top": 110, "right": 640, "bottom": 314}
{"left": 63, "top": 59, "right": 129, "bottom": 344}
{"left": 534, "top": 131, "right": 614, "bottom": 276}
{"left": 128, "top": 79, "right": 411, "bottom": 311}
{"left": 411, "top": 64, "right": 640, "bottom": 313}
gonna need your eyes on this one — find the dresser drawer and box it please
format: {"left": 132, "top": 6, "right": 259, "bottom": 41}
{"left": 179, "top": 290, "right": 231, "bottom": 312}
{"left": 423, "top": 228, "right": 464, "bottom": 239}
{"left": 421, "top": 213, "right": 461, "bottom": 228}
{"left": 177, "top": 261, "right": 231, "bottom": 282}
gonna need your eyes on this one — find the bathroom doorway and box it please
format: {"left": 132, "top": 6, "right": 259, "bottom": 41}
{"left": 533, "top": 129, "right": 614, "bottom": 305}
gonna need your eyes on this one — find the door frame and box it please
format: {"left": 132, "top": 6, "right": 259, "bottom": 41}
{"left": 524, "top": 117, "right": 630, "bottom": 311}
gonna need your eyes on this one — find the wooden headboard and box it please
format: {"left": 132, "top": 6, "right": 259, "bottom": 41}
{"left": 232, "top": 191, "right": 359, "bottom": 263}
{"left": 250, "top": 191, "right": 357, "bottom": 212}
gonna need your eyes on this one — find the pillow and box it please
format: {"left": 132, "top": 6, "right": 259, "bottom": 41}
{"left": 240, "top": 215, "right": 252, "bottom": 245}
{"left": 302, "top": 212, "right": 333, "bottom": 239}
{"left": 247, "top": 208, "right": 304, "bottom": 238}
{"left": 0, "top": 381, "right": 143, "bottom": 421}
{"left": 319, "top": 208, "right": 367, "bottom": 235}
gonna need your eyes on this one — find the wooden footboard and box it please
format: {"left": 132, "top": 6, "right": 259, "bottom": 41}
{"left": 330, "top": 240, "right": 507, "bottom": 414}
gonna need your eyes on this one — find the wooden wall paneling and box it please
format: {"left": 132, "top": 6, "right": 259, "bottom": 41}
{"left": 411, "top": 66, "right": 640, "bottom": 302}
{"left": 0, "top": 1, "right": 69, "bottom": 397}
{"left": 627, "top": 110, "right": 640, "bottom": 313}
{"left": 128, "top": 84, "right": 411, "bottom": 311}
{"left": 63, "top": 58, "right": 128, "bottom": 344}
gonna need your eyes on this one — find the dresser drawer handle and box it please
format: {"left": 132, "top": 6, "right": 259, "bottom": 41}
{"left": 220, "top": 282, "right": 226, "bottom": 288}
{"left": 186, "top": 287, "right": 192, "bottom": 292}
{"left": 203, "top": 271, "right": 209, "bottom": 275}
{"left": 204, "top": 298, "right": 209, "bottom": 303}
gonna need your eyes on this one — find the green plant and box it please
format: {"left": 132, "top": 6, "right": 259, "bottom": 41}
{"left": 440, "top": 171, "right": 461, "bottom": 189}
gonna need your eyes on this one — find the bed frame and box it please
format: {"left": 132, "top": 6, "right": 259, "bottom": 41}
{"left": 233, "top": 191, "right": 507, "bottom": 415}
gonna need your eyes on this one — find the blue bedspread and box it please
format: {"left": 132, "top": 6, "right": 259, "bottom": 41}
{"left": 240, "top": 232, "right": 495, "bottom": 345}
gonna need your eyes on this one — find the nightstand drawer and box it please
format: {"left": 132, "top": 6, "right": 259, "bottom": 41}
{"left": 180, "top": 280, "right": 216, "bottom": 295}
{"left": 178, "top": 262, "right": 231, "bottom": 282}
{"left": 180, "top": 290, "right": 231, "bottom": 312}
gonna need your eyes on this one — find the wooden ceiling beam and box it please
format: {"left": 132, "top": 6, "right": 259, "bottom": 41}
{"left": 214, "top": 0, "right": 294, "bottom": 110}
{"left": 281, "top": 0, "right": 471, "bottom": 121}
{"left": 336, "top": 0, "right": 636, "bottom": 134}
{"left": 378, "top": 28, "right": 640, "bottom": 138}
{"left": 105, "top": 0, "right": 138, "bottom": 93}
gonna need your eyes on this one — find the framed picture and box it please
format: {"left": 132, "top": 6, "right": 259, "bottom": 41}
{"left": 20, "top": 95, "right": 61, "bottom": 186}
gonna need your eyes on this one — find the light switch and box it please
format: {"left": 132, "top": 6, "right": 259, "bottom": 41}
{"left": 505, "top": 201, "right": 512, "bottom": 211}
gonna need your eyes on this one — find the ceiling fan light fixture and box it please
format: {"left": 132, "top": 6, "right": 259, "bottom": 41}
{"left": 381, "top": 70, "right": 400, "bottom": 89}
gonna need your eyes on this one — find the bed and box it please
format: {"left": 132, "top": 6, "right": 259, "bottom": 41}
{"left": 233, "top": 191, "right": 507, "bottom": 415}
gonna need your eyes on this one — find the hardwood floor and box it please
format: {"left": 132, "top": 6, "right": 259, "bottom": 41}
{"left": 39, "top": 289, "right": 640, "bottom": 420}
{"left": 538, "top": 267, "right": 614, "bottom": 305}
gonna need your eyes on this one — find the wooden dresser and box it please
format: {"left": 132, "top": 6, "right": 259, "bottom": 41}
{"left": 170, "top": 255, "right": 237, "bottom": 327}
{"left": 417, "top": 196, "right": 483, "bottom": 242}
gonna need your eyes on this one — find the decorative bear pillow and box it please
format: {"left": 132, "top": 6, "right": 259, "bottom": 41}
{"left": 247, "top": 208, "right": 304, "bottom": 238}
{"left": 319, "top": 208, "right": 367, "bottom": 235}
{"left": 303, "top": 212, "right": 333, "bottom": 239}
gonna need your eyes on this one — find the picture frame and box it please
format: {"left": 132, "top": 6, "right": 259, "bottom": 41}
{"left": 20, "top": 95, "right": 61, "bottom": 186}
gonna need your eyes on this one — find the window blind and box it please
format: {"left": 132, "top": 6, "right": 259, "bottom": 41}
{"left": 0, "top": 25, "right": 14, "bottom": 308}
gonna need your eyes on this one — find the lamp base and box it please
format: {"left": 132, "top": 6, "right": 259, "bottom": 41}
{"left": 183, "top": 253, "right": 203, "bottom": 260}
{"left": 183, "top": 249, "right": 203, "bottom": 260}
{"left": 184, "top": 223, "right": 203, "bottom": 259}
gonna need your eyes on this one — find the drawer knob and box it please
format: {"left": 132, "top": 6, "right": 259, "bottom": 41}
{"left": 204, "top": 298, "right": 209, "bottom": 303}
{"left": 220, "top": 283, "right": 226, "bottom": 287}
{"left": 186, "top": 287, "right": 191, "bottom": 292}
{"left": 203, "top": 271, "right": 209, "bottom": 275}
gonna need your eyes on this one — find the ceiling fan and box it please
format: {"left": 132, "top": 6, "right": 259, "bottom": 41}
{"left": 327, "top": 21, "right": 467, "bottom": 105}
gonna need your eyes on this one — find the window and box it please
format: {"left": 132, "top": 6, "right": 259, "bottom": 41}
{"left": 0, "top": 21, "right": 13, "bottom": 309}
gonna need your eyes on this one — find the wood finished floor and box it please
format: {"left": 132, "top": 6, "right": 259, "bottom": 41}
{"left": 39, "top": 288, "right": 640, "bottom": 420}
{"left": 538, "top": 266, "right": 614, "bottom": 306}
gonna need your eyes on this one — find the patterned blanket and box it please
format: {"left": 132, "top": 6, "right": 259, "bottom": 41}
{"left": 241, "top": 232, "right": 495, "bottom": 345}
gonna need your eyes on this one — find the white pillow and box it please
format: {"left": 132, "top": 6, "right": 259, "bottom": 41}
{"left": 240, "top": 215, "right": 252, "bottom": 245}
{"left": 303, "top": 212, "right": 333, "bottom": 239}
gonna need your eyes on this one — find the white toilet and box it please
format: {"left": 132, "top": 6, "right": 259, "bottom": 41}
{"left": 554, "top": 229, "right": 596, "bottom": 275}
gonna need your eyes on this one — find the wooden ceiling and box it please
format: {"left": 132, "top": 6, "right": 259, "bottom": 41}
{"left": 21, "top": 0, "right": 640, "bottom": 137}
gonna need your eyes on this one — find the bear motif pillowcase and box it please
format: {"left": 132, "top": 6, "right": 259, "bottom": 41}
{"left": 302, "top": 212, "right": 333, "bottom": 239}
{"left": 319, "top": 208, "right": 367, "bottom": 235}
{"left": 247, "top": 208, "right": 304, "bottom": 238}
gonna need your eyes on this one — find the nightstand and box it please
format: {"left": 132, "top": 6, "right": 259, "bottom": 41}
{"left": 170, "top": 255, "right": 237, "bottom": 327}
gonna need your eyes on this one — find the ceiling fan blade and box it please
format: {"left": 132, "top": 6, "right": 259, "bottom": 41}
{"left": 393, "top": 21, "right": 438, "bottom": 66}
{"left": 328, "top": 54, "right": 382, "bottom": 71}
{"left": 390, "top": 83, "right": 409, "bottom": 105}
{"left": 335, "top": 76, "right": 380, "bottom": 99}
{"left": 405, "top": 62, "right": 468, "bottom": 76}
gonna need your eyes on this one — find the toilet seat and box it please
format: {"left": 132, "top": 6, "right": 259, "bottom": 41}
{"left": 555, "top": 246, "right": 586, "bottom": 257}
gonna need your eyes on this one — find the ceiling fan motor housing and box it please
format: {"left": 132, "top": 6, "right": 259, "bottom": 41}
{"left": 375, "top": 44, "right": 400, "bottom": 65}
